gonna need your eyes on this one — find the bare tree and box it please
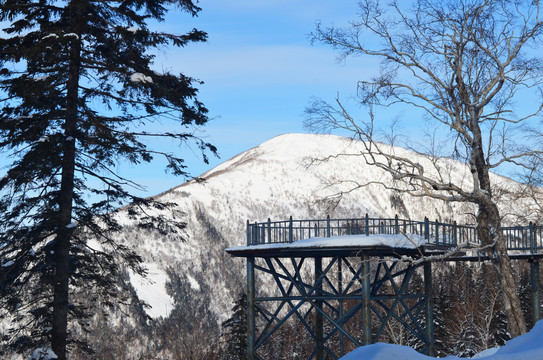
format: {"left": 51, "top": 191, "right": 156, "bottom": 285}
{"left": 306, "top": 0, "right": 543, "bottom": 338}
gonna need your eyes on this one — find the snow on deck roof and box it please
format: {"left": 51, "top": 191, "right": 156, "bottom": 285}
{"left": 227, "top": 233, "right": 428, "bottom": 252}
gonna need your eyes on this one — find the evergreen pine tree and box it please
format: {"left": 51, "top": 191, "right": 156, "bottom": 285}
{"left": 221, "top": 292, "right": 248, "bottom": 360}
{"left": 0, "top": 1, "right": 215, "bottom": 359}
{"left": 518, "top": 264, "right": 534, "bottom": 329}
{"left": 432, "top": 264, "right": 455, "bottom": 356}
{"left": 405, "top": 270, "right": 425, "bottom": 352}
{"left": 454, "top": 314, "right": 480, "bottom": 358}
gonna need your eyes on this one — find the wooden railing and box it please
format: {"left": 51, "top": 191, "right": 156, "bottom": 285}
{"left": 246, "top": 215, "right": 543, "bottom": 254}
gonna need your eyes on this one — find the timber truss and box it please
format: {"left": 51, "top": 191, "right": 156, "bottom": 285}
{"left": 246, "top": 253, "right": 433, "bottom": 359}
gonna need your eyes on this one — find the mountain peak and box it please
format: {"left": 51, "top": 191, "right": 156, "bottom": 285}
{"left": 120, "top": 133, "right": 535, "bottom": 321}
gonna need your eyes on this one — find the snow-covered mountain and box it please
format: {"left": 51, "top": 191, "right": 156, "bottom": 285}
{"left": 115, "top": 133, "right": 535, "bottom": 322}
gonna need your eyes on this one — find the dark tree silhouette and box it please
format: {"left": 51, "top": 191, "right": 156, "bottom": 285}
{"left": 0, "top": 0, "right": 216, "bottom": 358}
{"left": 221, "top": 292, "right": 248, "bottom": 360}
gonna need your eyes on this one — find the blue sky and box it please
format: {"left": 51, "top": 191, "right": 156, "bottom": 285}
{"left": 125, "top": 0, "right": 381, "bottom": 196}
{"left": 2, "top": 1, "right": 538, "bottom": 197}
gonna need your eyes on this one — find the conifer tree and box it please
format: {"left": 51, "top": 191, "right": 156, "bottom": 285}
{"left": 0, "top": 0, "right": 215, "bottom": 359}
{"left": 221, "top": 292, "right": 248, "bottom": 360}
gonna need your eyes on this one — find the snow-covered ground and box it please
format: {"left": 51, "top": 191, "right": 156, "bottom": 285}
{"left": 340, "top": 320, "right": 543, "bottom": 360}
{"left": 129, "top": 263, "right": 173, "bottom": 318}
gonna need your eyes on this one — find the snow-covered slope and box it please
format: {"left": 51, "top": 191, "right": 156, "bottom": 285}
{"left": 340, "top": 319, "right": 543, "bottom": 360}
{"left": 115, "top": 133, "right": 534, "bottom": 320}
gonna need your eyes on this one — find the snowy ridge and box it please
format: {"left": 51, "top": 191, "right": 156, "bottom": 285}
{"left": 114, "top": 133, "right": 537, "bottom": 320}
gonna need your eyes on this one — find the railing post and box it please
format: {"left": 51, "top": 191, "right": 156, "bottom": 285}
{"left": 327, "top": 215, "right": 331, "bottom": 238}
{"left": 289, "top": 216, "right": 293, "bottom": 243}
{"left": 424, "top": 217, "right": 429, "bottom": 241}
{"left": 453, "top": 221, "right": 458, "bottom": 246}
{"left": 435, "top": 220, "right": 439, "bottom": 246}
{"left": 267, "top": 218, "right": 272, "bottom": 244}
{"left": 365, "top": 213, "right": 369, "bottom": 236}
{"left": 530, "top": 222, "right": 535, "bottom": 254}
{"left": 254, "top": 222, "right": 258, "bottom": 244}
{"left": 246, "top": 220, "right": 251, "bottom": 246}
{"left": 395, "top": 214, "right": 399, "bottom": 234}
{"left": 536, "top": 225, "right": 540, "bottom": 251}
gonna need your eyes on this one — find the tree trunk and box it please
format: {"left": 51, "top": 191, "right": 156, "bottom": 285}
{"left": 477, "top": 202, "right": 528, "bottom": 338}
{"left": 470, "top": 109, "right": 527, "bottom": 338}
{"left": 51, "top": 1, "right": 84, "bottom": 358}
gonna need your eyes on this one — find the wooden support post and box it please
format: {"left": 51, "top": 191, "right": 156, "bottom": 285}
{"left": 247, "top": 256, "right": 256, "bottom": 360}
{"left": 361, "top": 254, "right": 372, "bottom": 345}
{"left": 365, "top": 213, "right": 369, "bottom": 236}
{"left": 315, "top": 256, "right": 324, "bottom": 360}
{"left": 338, "top": 258, "right": 344, "bottom": 356}
{"left": 530, "top": 259, "right": 541, "bottom": 323}
{"left": 424, "top": 262, "right": 435, "bottom": 356}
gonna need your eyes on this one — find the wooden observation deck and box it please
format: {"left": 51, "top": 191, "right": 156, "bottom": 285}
{"left": 226, "top": 216, "right": 543, "bottom": 360}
